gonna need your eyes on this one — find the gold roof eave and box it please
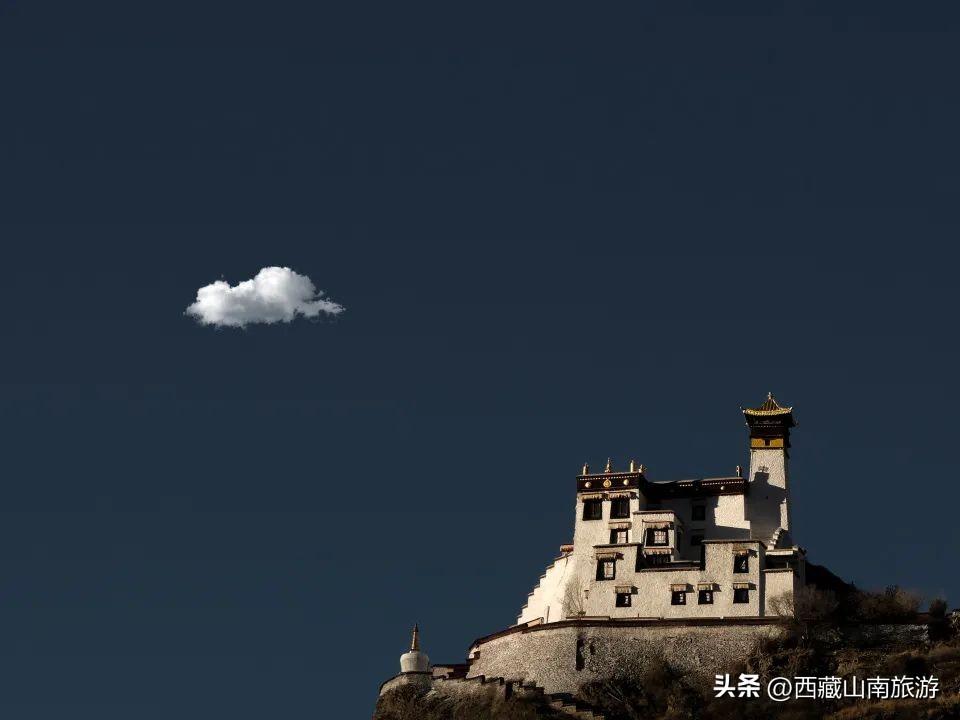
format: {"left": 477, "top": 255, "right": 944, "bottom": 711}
{"left": 742, "top": 392, "right": 793, "bottom": 416}
{"left": 742, "top": 406, "right": 793, "bottom": 417}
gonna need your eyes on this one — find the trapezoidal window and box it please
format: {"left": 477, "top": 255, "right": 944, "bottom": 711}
{"left": 643, "top": 552, "right": 670, "bottom": 568}
{"left": 615, "top": 592, "right": 632, "bottom": 607}
{"left": 582, "top": 500, "right": 603, "bottom": 521}
{"left": 609, "top": 528, "right": 628, "bottom": 545}
{"left": 646, "top": 528, "right": 668, "bottom": 546}
{"left": 698, "top": 589, "right": 714, "bottom": 605}
{"left": 734, "top": 553, "right": 749, "bottom": 573}
{"left": 610, "top": 498, "right": 630, "bottom": 519}
{"left": 692, "top": 504, "right": 706, "bottom": 522}
{"left": 596, "top": 559, "right": 616, "bottom": 581}
{"left": 671, "top": 590, "right": 686, "bottom": 605}
{"left": 733, "top": 588, "right": 750, "bottom": 603}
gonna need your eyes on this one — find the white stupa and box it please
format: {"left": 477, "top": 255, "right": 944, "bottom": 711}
{"left": 399, "top": 624, "right": 431, "bottom": 675}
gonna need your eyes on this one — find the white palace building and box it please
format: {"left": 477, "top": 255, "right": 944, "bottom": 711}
{"left": 516, "top": 393, "right": 805, "bottom": 624}
{"left": 380, "top": 394, "right": 809, "bottom": 699}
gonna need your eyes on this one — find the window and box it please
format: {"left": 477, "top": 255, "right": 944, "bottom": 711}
{"left": 646, "top": 528, "right": 668, "bottom": 546}
{"left": 596, "top": 559, "right": 615, "bottom": 580}
{"left": 610, "top": 498, "right": 630, "bottom": 519}
{"left": 609, "top": 528, "right": 628, "bottom": 545}
{"left": 690, "top": 534, "right": 704, "bottom": 547}
{"left": 734, "top": 553, "right": 749, "bottom": 573}
{"left": 615, "top": 592, "right": 632, "bottom": 607}
{"left": 671, "top": 590, "right": 686, "bottom": 605}
{"left": 734, "top": 588, "right": 750, "bottom": 603}
{"left": 698, "top": 589, "right": 714, "bottom": 605}
{"left": 692, "top": 504, "right": 706, "bottom": 522}
{"left": 644, "top": 553, "right": 669, "bottom": 567}
{"left": 582, "top": 499, "right": 602, "bottom": 521}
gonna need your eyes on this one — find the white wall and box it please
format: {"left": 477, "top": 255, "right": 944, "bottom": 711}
{"left": 517, "top": 488, "right": 800, "bottom": 624}
{"left": 746, "top": 447, "right": 790, "bottom": 544}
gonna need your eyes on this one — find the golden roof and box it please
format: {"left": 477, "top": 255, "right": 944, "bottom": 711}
{"left": 742, "top": 392, "right": 793, "bottom": 416}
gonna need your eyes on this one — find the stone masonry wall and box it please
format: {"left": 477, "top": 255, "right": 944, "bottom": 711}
{"left": 467, "top": 621, "right": 784, "bottom": 695}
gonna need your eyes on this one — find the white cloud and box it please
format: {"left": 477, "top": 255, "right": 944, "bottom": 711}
{"left": 186, "top": 266, "right": 345, "bottom": 327}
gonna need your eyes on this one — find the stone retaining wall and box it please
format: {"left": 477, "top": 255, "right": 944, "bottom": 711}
{"left": 467, "top": 620, "right": 784, "bottom": 694}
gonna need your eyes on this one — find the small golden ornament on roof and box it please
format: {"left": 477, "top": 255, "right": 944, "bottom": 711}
{"left": 410, "top": 624, "right": 420, "bottom": 652}
{"left": 582, "top": 462, "right": 589, "bottom": 475}
{"left": 604, "top": 458, "right": 612, "bottom": 473}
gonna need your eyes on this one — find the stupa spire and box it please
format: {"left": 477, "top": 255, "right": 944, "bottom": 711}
{"left": 399, "top": 623, "right": 431, "bottom": 676}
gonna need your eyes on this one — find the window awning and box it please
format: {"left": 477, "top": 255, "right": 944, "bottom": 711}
{"left": 697, "top": 582, "right": 716, "bottom": 591}
{"left": 670, "top": 583, "right": 691, "bottom": 591}
{"left": 645, "top": 522, "right": 671, "bottom": 530}
{"left": 644, "top": 549, "right": 671, "bottom": 556}
{"left": 595, "top": 551, "right": 621, "bottom": 561}
{"left": 614, "top": 585, "right": 635, "bottom": 594}
{"left": 607, "top": 491, "right": 634, "bottom": 499}
{"left": 733, "top": 582, "right": 752, "bottom": 590}
{"left": 608, "top": 522, "right": 632, "bottom": 530}
{"left": 580, "top": 492, "right": 604, "bottom": 501}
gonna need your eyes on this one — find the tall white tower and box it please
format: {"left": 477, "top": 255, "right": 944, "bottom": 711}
{"left": 743, "top": 393, "right": 796, "bottom": 547}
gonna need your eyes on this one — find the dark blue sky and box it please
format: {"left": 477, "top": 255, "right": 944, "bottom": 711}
{"left": 2, "top": 2, "right": 959, "bottom": 717}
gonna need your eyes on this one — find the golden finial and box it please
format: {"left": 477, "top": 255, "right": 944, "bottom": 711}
{"left": 638, "top": 463, "right": 646, "bottom": 474}
{"left": 736, "top": 465, "right": 743, "bottom": 476}
{"left": 581, "top": 462, "right": 589, "bottom": 475}
{"left": 410, "top": 624, "right": 420, "bottom": 652}
{"left": 604, "top": 457, "right": 612, "bottom": 473}
{"left": 629, "top": 459, "right": 636, "bottom": 472}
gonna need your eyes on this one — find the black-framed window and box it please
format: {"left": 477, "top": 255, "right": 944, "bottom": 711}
{"left": 582, "top": 499, "right": 602, "bottom": 521}
{"left": 609, "top": 528, "right": 628, "bottom": 545}
{"left": 596, "top": 559, "right": 616, "bottom": 580}
{"left": 692, "top": 504, "right": 706, "bottom": 522}
{"left": 615, "top": 592, "right": 632, "bottom": 607}
{"left": 733, "top": 588, "right": 750, "bottom": 603}
{"left": 610, "top": 498, "right": 630, "bottom": 519}
{"left": 671, "top": 590, "right": 686, "bottom": 605}
{"left": 698, "top": 589, "right": 714, "bottom": 605}
{"left": 645, "top": 553, "right": 669, "bottom": 567}
{"left": 690, "top": 534, "right": 704, "bottom": 547}
{"left": 734, "top": 553, "right": 749, "bottom": 573}
{"left": 646, "top": 528, "right": 668, "bottom": 546}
